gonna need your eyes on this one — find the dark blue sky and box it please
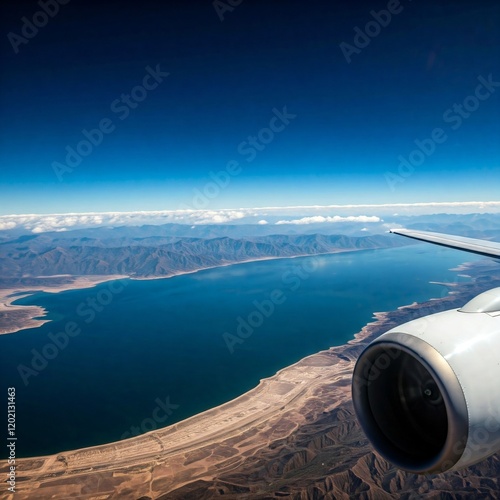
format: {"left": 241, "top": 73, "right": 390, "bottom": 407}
{"left": 1, "top": 0, "right": 499, "bottom": 215}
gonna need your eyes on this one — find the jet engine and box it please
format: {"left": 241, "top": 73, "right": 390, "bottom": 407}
{"left": 352, "top": 287, "right": 500, "bottom": 474}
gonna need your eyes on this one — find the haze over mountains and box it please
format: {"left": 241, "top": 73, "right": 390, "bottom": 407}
{"left": 1, "top": 212, "right": 500, "bottom": 284}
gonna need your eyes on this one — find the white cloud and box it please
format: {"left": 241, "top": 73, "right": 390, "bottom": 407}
{"left": 254, "top": 201, "right": 500, "bottom": 211}
{"left": 189, "top": 210, "right": 245, "bottom": 225}
{"left": 0, "top": 200, "right": 499, "bottom": 234}
{"left": 384, "top": 222, "right": 403, "bottom": 230}
{"left": 275, "top": 215, "right": 381, "bottom": 225}
{"left": 0, "top": 209, "right": 247, "bottom": 233}
{"left": 258, "top": 220, "right": 268, "bottom": 225}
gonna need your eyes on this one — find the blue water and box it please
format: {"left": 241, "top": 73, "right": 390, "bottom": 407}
{"left": 0, "top": 245, "right": 481, "bottom": 458}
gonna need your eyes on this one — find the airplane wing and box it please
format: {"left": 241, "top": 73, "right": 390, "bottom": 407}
{"left": 390, "top": 228, "right": 500, "bottom": 259}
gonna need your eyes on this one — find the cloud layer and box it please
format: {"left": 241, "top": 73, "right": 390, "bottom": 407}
{"left": 1, "top": 201, "right": 499, "bottom": 234}
{"left": 276, "top": 215, "right": 381, "bottom": 225}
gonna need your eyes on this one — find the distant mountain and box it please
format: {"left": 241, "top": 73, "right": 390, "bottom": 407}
{"left": 2, "top": 214, "right": 500, "bottom": 283}
{"left": 392, "top": 213, "right": 500, "bottom": 235}
{"left": 0, "top": 232, "right": 408, "bottom": 281}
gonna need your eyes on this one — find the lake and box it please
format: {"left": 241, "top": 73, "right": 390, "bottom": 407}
{"left": 0, "top": 244, "right": 480, "bottom": 457}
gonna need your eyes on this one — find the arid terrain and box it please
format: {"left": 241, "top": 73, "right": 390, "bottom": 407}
{"left": 3, "top": 259, "right": 500, "bottom": 499}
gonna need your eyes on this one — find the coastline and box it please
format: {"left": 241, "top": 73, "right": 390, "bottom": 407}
{"left": 0, "top": 247, "right": 376, "bottom": 336}
{"left": 4, "top": 259, "right": 499, "bottom": 499}
{"left": 4, "top": 308, "right": 390, "bottom": 499}
{"left": 0, "top": 275, "right": 129, "bottom": 335}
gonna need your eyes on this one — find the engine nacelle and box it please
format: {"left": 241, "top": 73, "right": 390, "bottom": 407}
{"left": 352, "top": 287, "right": 500, "bottom": 474}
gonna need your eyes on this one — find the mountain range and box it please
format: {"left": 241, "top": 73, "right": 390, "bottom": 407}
{"left": 0, "top": 233, "right": 406, "bottom": 282}
{"left": 2, "top": 213, "right": 500, "bottom": 284}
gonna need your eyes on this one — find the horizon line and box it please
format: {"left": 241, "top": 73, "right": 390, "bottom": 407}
{"left": 2, "top": 200, "right": 500, "bottom": 218}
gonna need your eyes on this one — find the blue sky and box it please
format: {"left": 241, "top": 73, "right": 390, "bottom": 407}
{"left": 1, "top": 0, "right": 499, "bottom": 216}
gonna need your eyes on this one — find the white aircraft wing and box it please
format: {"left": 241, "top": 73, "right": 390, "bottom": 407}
{"left": 390, "top": 228, "right": 500, "bottom": 259}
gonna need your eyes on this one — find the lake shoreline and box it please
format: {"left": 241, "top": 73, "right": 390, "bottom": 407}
{"left": 4, "top": 259, "right": 497, "bottom": 499}
{"left": 0, "top": 247, "right": 374, "bottom": 336}
{"left": 0, "top": 275, "right": 129, "bottom": 335}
